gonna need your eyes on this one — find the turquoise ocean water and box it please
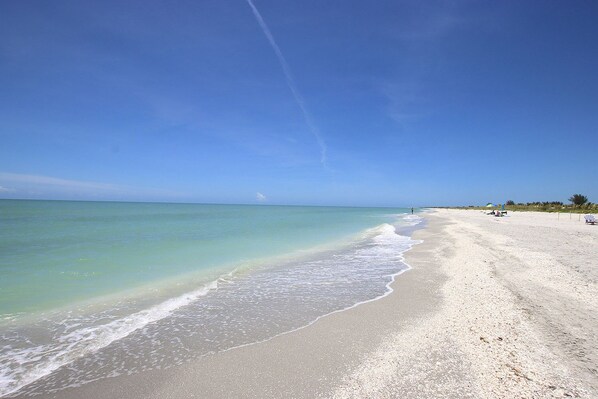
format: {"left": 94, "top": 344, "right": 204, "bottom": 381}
{"left": 0, "top": 200, "right": 421, "bottom": 397}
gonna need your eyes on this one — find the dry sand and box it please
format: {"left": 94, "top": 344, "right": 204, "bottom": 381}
{"left": 332, "top": 209, "right": 598, "bottom": 398}
{"left": 35, "top": 209, "right": 598, "bottom": 399}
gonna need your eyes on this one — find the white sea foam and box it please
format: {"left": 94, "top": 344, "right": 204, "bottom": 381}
{"left": 1, "top": 215, "right": 423, "bottom": 397}
{"left": 401, "top": 214, "right": 424, "bottom": 226}
{"left": 0, "top": 279, "right": 220, "bottom": 397}
{"left": 213, "top": 221, "right": 422, "bottom": 354}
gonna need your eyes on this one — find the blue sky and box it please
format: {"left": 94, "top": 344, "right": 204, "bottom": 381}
{"left": 1, "top": 1, "right": 597, "bottom": 206}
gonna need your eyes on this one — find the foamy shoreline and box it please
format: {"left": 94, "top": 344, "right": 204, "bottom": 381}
{"left": 12, "top": 209, "right": 598, "bottom": 398}
{"left": 4, "top": 215, "right": 420, "bottom": 398}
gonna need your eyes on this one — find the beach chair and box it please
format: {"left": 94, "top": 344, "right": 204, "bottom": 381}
{"left": 585, "top": 215, "right": 597, "bottom": 225}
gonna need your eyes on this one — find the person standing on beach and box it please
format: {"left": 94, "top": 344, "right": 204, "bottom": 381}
{"left": 411, "top": 207, "right": 414, "bottom": 214}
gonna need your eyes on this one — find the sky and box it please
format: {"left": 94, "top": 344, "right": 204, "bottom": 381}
{"left": 1, "top": 0, "right": 597, "bottom": 207}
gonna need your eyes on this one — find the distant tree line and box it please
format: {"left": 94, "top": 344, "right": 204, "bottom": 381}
{"left": 458, "top": 194, "right": 596, "bottom": 213}
{"left": 511, "top": 201, "right": 564, "bottom": 207}
{"left": 501, "top": 194, "right": 595, "bottom": 212}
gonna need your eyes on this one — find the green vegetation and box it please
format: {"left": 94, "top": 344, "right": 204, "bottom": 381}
{"left": 446, "top": 194, "right": 597, "bottom": 214}
{"left": 569, "top": 194, "right": 589, "bottom": 207}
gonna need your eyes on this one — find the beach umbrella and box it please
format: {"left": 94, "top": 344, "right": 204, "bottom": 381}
{"left": 486, "top": 203, "right": 494, "bottom": 207}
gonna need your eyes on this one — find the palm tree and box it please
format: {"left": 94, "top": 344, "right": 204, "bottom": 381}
{"left": 569, "top": 194, "right": 588, "bottom": 207}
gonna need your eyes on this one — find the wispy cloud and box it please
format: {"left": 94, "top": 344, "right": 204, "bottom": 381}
{"left": 256, "top": 192, "right": 267, "bottom": 202}
{"left": 0, "top": 172, "right": 184, "bottom": 201}
{"left": 394, "top": 14, "right": 463, "bottom": 41}
{"left": 246, "top": 0, "right": 328, "bottom": 166}
{"left": 381, "top": 81, "right": 431, "bottom": 126}
{"left": 386, "top": 1, "right": 470, "bottom": 42}
{"left": 0, "top": 172, "right": 122, "bottom": 191}
{"left": 0, "top": 185, "right": 16, "bottom": 193}
{"left": 381, "top": 4, "right": 473, "bottom": 127}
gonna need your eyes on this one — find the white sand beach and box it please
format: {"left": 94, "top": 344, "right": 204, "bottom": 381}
{"left": 332, "top": 209, "right": 598, "bottom": 398}
{"left": 35, "top": 209, "right": 598, "bottom": 399}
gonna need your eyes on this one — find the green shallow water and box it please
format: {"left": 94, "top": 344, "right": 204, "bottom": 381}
{"left": 0, "top": 200, "right": 408, "bottom": 315}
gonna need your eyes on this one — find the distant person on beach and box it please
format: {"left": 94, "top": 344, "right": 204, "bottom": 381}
{"left": 411, "top": 208, "right": 414, "bottom": 214}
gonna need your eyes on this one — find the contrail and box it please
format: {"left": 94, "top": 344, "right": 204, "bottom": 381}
{"left": 246, "top": 0, "right": 327, "bottom": 166}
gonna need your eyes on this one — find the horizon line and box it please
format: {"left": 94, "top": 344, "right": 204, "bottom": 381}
{"left": 0, "top": 197, "right": 417, "bottom": 209}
